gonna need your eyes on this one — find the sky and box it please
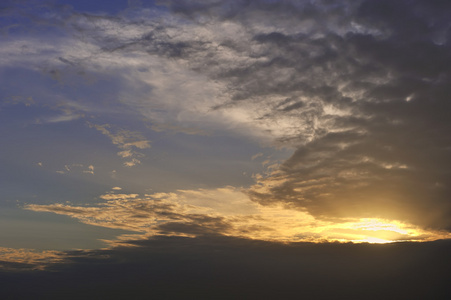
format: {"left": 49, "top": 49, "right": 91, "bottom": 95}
{"left": 1, "top": 0, "right": 451, "bottom": 298}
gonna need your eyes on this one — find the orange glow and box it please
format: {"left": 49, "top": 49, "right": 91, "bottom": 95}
{"left": 0, "top": 247, "right": 65, "bottom": 271}
{"left": 352, "top": 219, "right": 409, "bottom": 235}
{"left": 358, "top": 237, "right": 394, "bottom": 244}
{"left": 25, "top": 188, "right": 451, "bottom": 245}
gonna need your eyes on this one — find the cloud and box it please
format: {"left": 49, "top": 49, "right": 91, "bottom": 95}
{"left": 2, "top": 0, "right": 451, "bottom": 235}
{"left": 87, "top": 123, "right": 150, "bottom": 167}
{"left": 36, "top": 112, "right": 83, "bottom": 124}
{"left": 2, "top": 4, "right": 451, "bottom": 295}
{"left": 55, "top": 163, "right": 95, "bottom": 175}
{"left": 0, "top": 247, "right": 65, "bottom": 271}
{"left": 83, "top": 165, "right": 94, "bottom": 175}
{"left": 25, "top": 187, "right": 450, "bottom": 244}
{"left": 251, "top": 152, "right": 263, "bottom": 161}
{"left": 99, "top": 193, "right": 139, "bottom": 200}
{"left": 145, "top": 0, "right": 451, "bottom": 231}
{"left": 150, "top": 123, "right": 210, "bottom": 136}
{"left": 2, "top": 235, "right": 451, "bottom": 299}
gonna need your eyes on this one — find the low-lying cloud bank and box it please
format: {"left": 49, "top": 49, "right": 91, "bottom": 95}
{"left": 1, "top": 235, "right": 451, "bottom": 299}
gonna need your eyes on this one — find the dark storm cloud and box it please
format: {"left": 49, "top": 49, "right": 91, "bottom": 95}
{"left": 2, "top": 235, "right": 451, "bottom": 299}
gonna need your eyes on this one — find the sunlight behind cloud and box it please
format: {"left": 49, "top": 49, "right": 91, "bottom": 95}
{"left": 2, "top": 1, "right": 451, "bottom": 285}
{"left": 25, "top": 187, "right": 451, "bottom": 245}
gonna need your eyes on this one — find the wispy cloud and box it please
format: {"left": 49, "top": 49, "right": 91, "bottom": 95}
{"left": 0, "top": 247, "right": 65, "bottom": 271}
{"left": 87, "top": 123, "right": 150, "bottom": 167}
{"left": 55, "top": 164, "right": 95, "bottom": 175}
{"left": 36, "top": 112, "right": 83, "bottom": 124}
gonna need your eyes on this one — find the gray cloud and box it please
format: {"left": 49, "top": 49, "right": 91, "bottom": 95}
{"left": 4, "top": 0, "right": 451, "bottom": 231}
{"left": 26, "top": 188, "right": 449, "bottom": 245}
{"left": 2, "top": 235, "right": 451, "bottom": 299}
{"left": 141, "top": 0, "right": 451, "bottom": 230}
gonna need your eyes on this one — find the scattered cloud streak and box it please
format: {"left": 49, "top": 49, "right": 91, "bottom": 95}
{"left": 0, "top": 247, "right": 65, "bottom": 271}
{"left": 88, "top": 123, "right": 150, "bottom": 167}
{"left": 55, "top": 164, "right": 94, "bottom": 175}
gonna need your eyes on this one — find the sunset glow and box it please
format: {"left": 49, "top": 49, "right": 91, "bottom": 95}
{"left": 1, "top": 1, "right": 451, "bottom": 298}
{"left": 24, "top": 188, "right": 451, "bottom": 246}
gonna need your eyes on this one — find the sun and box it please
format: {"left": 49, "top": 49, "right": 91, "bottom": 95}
{"left": 310, "top": 217, "right": 448, "bottom": 244}
{"left": 348, "top": 218, "right": 415, "bottom": 243}
{"left": 358, "top": 237, "right": 394, "bottom": 244}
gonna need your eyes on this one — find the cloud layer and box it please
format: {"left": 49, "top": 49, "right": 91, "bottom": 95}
{"left": 2, "top": 0, "right": 451, "bottom": 241}
{"left": 2, "top": 236, "right": 451, "bottom": 299}
{"left": 26, "top": 187, "right": 451, "bottom": 244}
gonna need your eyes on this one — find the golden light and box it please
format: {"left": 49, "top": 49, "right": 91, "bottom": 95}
{"left": 332, "top": 218, "right": 442, "bottom": 244}
{"left": 358, "top": 237, "right": 394, "bottom": 244}
{"left": 352, "top": 219, "right": 409, "bottom": 235}
{"left": 26, "top": 189, "right": 451, "bottom": 245}
{"left": 348, "top": 218, "right": 410, "bottom": 243}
